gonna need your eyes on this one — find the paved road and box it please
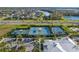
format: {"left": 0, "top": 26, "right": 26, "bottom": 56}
{"left": 0, "top": 20, "right": 79, "bottom": 25}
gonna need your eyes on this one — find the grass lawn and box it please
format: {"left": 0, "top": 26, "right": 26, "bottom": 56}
{"left": 0, "top": 25, "right": 29, "bottom": 38}
{"left": 0, "top": 17, "right": 7, "bottom": 20}
{"left": 0, "top": 25, "right": 14, "bottom": 38}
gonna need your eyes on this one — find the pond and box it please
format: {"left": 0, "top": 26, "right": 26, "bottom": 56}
{"left": 42, "top": 11, "right": 50, "bottom": 16}
{"left": 28, "top": 27, "right": 51, "bottom": 36}
{"left": 51, "top": 27, "right": 65, "bottom": 35}
{"left": 64, "top": 16, "right": 79, "bottom": 20}
{"left": 36, "top": 10, "right": 50, "bottom": 16}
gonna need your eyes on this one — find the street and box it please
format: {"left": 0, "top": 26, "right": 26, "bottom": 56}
{"left": 0, "top": 20, "right": 78, "bottom": 25}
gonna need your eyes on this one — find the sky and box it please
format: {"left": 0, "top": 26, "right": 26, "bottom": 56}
{"left": 0, "top": 0, "right": 79, "bottom": 7}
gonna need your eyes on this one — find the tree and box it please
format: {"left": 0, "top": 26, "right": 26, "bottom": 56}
{"left": 37, "top": 12, "right": 44, "bottom": 21}
{"left": 31, "top": 12, "right": 36, "bottom": 20}
{"left": 16, "top": 34, "right": 23, "bottom": 43}
{"left": 52, "top": 11, "right": 63, "bottom": 20}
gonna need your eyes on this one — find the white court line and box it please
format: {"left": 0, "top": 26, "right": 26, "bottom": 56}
{"left": 0, "top": 38, "right": 4, "bottom": 43}
{"left": 67, "top": 37, "right": 76, "bottom": 46}
{"left": 56, "top": 43, "right": 66, "bottom": 52}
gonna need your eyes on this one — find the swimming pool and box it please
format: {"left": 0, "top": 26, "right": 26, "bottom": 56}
{"left": 51, "top": 27, "right": 65, "bottom": 35}
{"left": 64, "top": 16, "right": 79, "bottom": 20}
{"left": 28, "top": 27, "right": 51, "bottom": 36}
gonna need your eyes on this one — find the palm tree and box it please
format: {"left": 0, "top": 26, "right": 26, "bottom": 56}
{"left": 10, "top": 14, "right": 13, "bottom": 20}
{"left": 16, "top": 34, "right": 23, "bottom": 43}
{"left": 52, "top": 28, "right": 57, "bottom": 41}
{"left": 40, "top": 37, "right": 44, "bottom": 51}
{"left": 35, "top": 36, "right": 44, "bottom": 52}
{"left": 52, "top": 10, "right": 63, "bottom": 20}
{"left": 37, "top": 12, "right": 44, "bottom": 21}
{"left": 53, "top": 32, "right": 57, "bottom": 40}
{"left": 35, "top": 28, "right": 43, "bottom": 52}
{"left": 38, "top": 37, "right": 41, "bottom": 52}
{"left": 17, "top": 11, "right": 21, "bottom": 20}
{"left": 31, "top": 12, "right": 36, "bottom": 20}
{"left": 40, "top": 12, "right": 44, "bottom": 21}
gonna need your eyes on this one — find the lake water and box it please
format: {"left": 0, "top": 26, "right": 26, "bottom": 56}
{"left": 64, "top": 16, "right": 79, "bottom": 20}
